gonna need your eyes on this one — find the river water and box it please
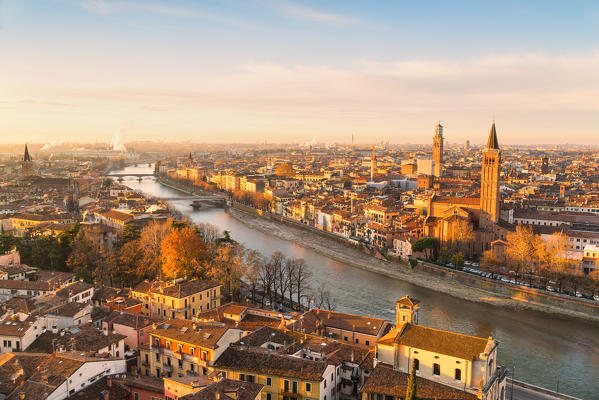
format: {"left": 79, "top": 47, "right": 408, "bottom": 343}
{"left": 114, "top": 165, "right": 598, "bottom": 399}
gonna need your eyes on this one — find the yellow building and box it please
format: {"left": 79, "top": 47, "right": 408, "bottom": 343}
{"left": 372, "top": 297, "right": 507, "bottom": 400}
{"left": 141, "top": 319, "right": 243, "bottom": 379}
{"left": 9, "top": 213, "right": 76, "bottom": 237}
{"left": 131, "top": 279, "right": 222, "bottom": 320}
{"left": 214, "top": 346, "right": 337, "bottom": 400}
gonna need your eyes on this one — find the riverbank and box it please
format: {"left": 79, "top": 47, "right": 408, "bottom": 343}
{"left": 226, "top": 205, "right": 599, "bottom": 324}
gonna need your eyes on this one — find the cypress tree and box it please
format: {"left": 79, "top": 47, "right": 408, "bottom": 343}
{"left": 405, "top": 361, "right": 417, "bottom": 400}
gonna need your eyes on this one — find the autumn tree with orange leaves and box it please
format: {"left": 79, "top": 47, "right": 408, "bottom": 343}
{"left": 160, "top": 227, "right": 210, "bottom": 279}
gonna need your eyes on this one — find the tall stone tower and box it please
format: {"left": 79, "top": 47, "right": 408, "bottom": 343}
{"left": 21, "top": 144, "right": 33, "bottom": 177}
{"left": 480, "top": 122, "right": 501, "bottom": 224}
{"left": 433, "top": 123, "right": 444, "bottom": 177}
{"left": 541, "top": 155, "right": 549, "bottom": 174}
{"left": 370, "top": 146, "right": 376, "bottom": 181}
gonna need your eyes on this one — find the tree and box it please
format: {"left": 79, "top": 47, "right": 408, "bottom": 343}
{"left": 209, "top": 243, "right": 246, "bottom": 301}
{"left": 450, "top": 252, "right": 465, "bottom": 267}
{"left": 269, "top": 252, "right": 287, "bottom": 308}
{"left": 196, "top": 223, "right": 220, "bottom": 243}
{"left": 137, "top": 220, "right": 172, "bottom": 280}
{"left": 412, "top": 237, "right": 439, "bottom": 261}
{"left": 67, "top": 232, "right": 105, "bottom": 283}
{"left": 160, "top": 227, "right": 209, "bottom": 279}
{"left": 244, "top": 250, "right": 264, "bottom": 304}
{"left": 312, "top": 282, "right": 335, "bottom": 310}
{"left": 259, "top": 255, "right": 277, "bottom": 307}
{"left": 121, "top": 224, "right": 141, "bottom": 243}
{"left": 113, "top": 240, "right": 144, "bottom": 287}
{"left": 405, "top": 360, "right": 417, "bottom": 400}
{"left": 291, "top": 258, "right": 312, "bottom": 310}
{"left": 438, "top": 247, "right": 451, "bottom": 265}
{"left": 505, "top": 225, "right": 536, "bottom": 275}
{"left": 408, "top": 258, "right": 418, "bottom": 270}
{"left": 453, "top": 219, "right": 475, "bottom": 256}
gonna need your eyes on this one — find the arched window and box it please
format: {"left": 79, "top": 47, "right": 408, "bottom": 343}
{"left": 454, "top": 368, "right": 461, "bottom": 380}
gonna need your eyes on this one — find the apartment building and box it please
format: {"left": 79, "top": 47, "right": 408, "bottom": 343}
{"left": 141, "top": 320, "right": 243, "bottom": 378}
{"left": 214, "top": 346, "right": 337, "bottom": 400}
{"left": 131, "top": 279, "right": 222, "bottom": 320}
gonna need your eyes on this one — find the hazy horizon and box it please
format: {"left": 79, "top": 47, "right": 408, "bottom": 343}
{"left": 2, "top": 0, "right": 599, "bottom": 145}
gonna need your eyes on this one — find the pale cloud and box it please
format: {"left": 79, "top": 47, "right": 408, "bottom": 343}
{"left": 2, "top": 50, "right": 599, "bottom": 143}
{"left": 258, "top": 0, "right": 360, "bottom": 25}
{"left": 78, "top": 0, "right": 245, "bottom": 25}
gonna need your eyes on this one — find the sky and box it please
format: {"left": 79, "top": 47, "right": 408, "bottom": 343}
{"left": 1, "top": 0, "right": 599, "bottom": 145}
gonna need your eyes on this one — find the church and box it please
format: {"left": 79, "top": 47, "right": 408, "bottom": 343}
{"left": 422, "top": 123, "right": 511, "bottom": 257}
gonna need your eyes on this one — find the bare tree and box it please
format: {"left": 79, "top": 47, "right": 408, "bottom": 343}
{"left": 244, "top": 250, "right": 264, "bottom": 304}
{"left": 269, "top": 252, "right": 287, "bottom": 308}
{"left": 291, "top": 258, "right": 312, "bottom": 309}
{"left": 196, "top": 223, "right": 220, "bottom": 243}
{"left": 312, "top": 282, "right": 335, "bottom": 311}
{"left": 260, "top": 254, "right": 277, "bottom": 306}
{"left": 284, "top": 258, "right": 298, "bottom": 308}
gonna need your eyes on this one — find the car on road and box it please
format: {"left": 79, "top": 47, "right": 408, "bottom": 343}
{"left": 594, "top": 295, "right": 599, "bottom": 301}
{"left": 547, "top": 286, "right": 555, "bottom": 292}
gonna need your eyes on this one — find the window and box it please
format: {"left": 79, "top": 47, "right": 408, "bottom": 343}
{"left": 365, "top": 340, "right": 370, "bottom": 346}
{"left": 355, "top": 339, "right": 359, "bottom": 344}
{"left": 455, "top": 368, "right": 461, "bottom": 380}
{"left": 305, "top": 383, "right": 311, "bottom": 392}
{"left": 266, "top": 394, "right": 271, "bottom": 400}
{"left": 292, "top": 381, "right": 297, "bottom": 393}
{"left": 134, "top": 393, "right": 139, "bottom": 400}
{"left": 240, "top": 374, "right": 245, "bottom": 381}
{"left": 433, "top": 363, "right": 440, "bottom": 376}
{"left": 344, "top": 336, "right": 348, "bottom": 341}
{"left": 413, "top": 359, "right": 419, "bottom": 371}
{"left": 266, "top": 377, "right": 272, "bottom": 386}
{"left": 247, "top": 375, "right": 255, "bottom": 383}
{"left": 284, "top": 380, "right": 289, "bottom": 392}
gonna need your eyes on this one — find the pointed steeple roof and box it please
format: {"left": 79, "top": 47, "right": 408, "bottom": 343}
{"left": 486, "top": 122, "right": 499, "bottom": 150}
{"left": 23, "top": 144, "right": 32, "bottom": 162}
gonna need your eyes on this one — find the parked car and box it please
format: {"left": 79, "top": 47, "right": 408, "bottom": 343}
{"left": 575, "top": 291, "right": 583, "bottom": 298}
{"left": 547, "top": 286, "right": 556, "bottom": 292}
{"left": 593, "top": 295, "right": 599, "bottom": 301}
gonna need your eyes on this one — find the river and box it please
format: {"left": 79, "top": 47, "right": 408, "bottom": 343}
{"left": 114, "top": 165, "right": 598, "bottom": 399}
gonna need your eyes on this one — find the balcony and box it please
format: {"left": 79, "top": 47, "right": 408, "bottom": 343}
{"left": 162, "top": 363, "right": 173, "bottom": 372}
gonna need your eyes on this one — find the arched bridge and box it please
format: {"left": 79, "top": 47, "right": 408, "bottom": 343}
{"left": 106, "top": 173, "right": 155, "bottom": 178}
{"left": 159, "top": 196, "right": 224, "bottom": 201}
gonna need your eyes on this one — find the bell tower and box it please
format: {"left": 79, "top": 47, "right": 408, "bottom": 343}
{"left": 433, "top": 123, "right": 444, "bottom": 177}
{"left": 480, "top": 122, "right": 501, "bottom": 224}
{"left": 21, "top": 144, "right": 33, "bottom": 177}
{"left": 395, "top": 296, "right": 419, "bottom": 325}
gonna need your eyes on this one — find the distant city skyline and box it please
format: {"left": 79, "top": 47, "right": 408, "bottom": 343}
{"left": 1, "top": 0, "right": 599, "bottom": 144}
